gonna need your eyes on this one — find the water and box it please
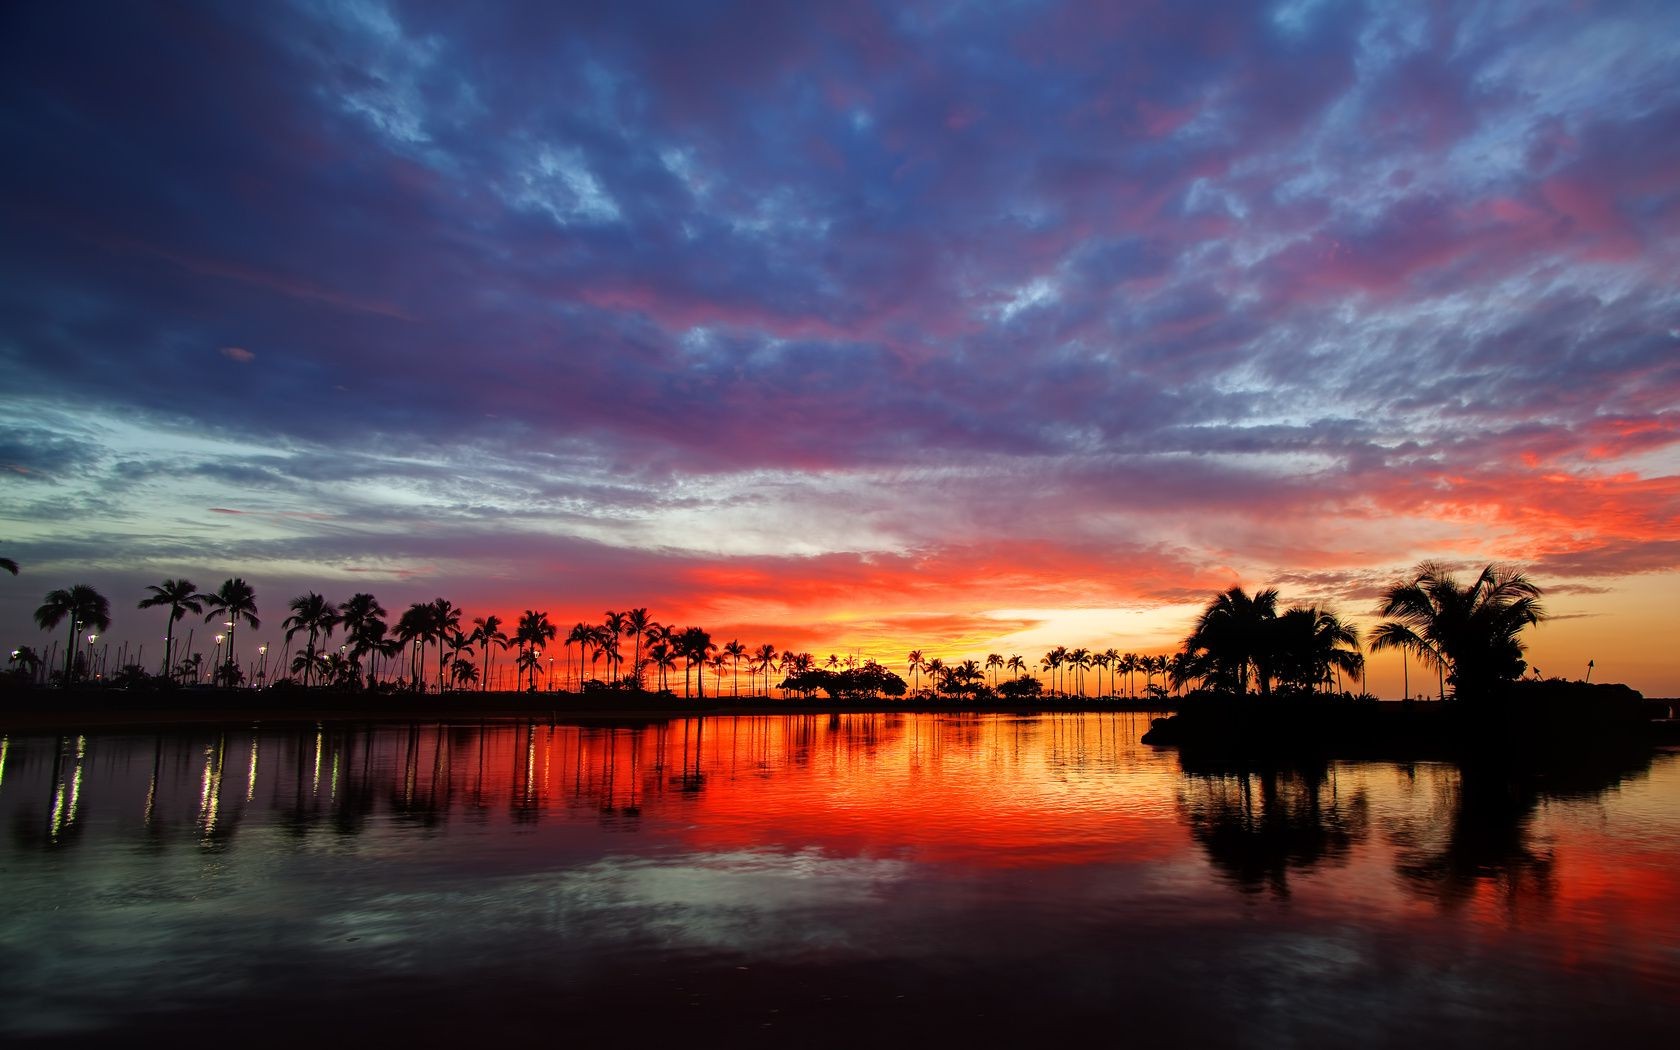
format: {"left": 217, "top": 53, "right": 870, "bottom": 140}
{"left": 2, "top": 713, "right": 1676, "bottom": 1046}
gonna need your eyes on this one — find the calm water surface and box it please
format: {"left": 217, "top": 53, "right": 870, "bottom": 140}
{"left": 2, "top": 713, "right": 1676, "bottom": 1046}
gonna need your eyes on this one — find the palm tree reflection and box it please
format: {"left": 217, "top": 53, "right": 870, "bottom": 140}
{"left": 1178, "top": 759, "right": 1369, "bottom": 897}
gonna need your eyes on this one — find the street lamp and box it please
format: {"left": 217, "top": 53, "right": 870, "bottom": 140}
{"left": 258, "top": 644, "right": 269, "bottom": 686}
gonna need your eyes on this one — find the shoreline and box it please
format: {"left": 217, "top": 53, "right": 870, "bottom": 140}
{"left": 0, "top": 688, "right": 1175, "bottom": 732}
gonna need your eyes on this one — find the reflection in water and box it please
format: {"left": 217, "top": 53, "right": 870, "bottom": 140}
{"left": 1178, "top": 760, "right": 1370, "bottom": 897}
{"left": 0, "top": 714, "right": 1675, "bottom": 1046}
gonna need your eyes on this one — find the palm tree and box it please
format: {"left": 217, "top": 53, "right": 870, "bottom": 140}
{"left": 451, "top": 658, "right": 479, "bottom": 690}
{"left": 985, "top": 653, "right": 1004, "bottom": 689}
{"left": 1167, "top": 652, "right": 1195, "bottom": 696}
{"left": 1183, "top": 587, "right": 1281, "bottom": 696}
{"left": 9, "top": 645, "right": 42, "bottom": 684}
{"left": 338, "top": 593, "right": 389, "bottom": 689}
{"left": 1038, "top": 650, "right": 1062, "bottom": 697}
{"left": 752, "top": 643, "right": 779, "bottom": 697}
{"left": 445, "top": 629, "right": 475, "bottom": 692}
{"left": 138, "top": 579, "right": 204, "bottom": 680}
{"left": 291, "top": 649, "right": 328, "bottom": 682}
{"left": 926, "top": 657, "right": 947, "bottom": 696}
{"left": 1147, "top": 654, "right": 1170, "bottom": 696}
{"left": 563, "top": 622, "right": 590, "bottom": 690}
{"left": 35, "top": 584, "right": 111, "bottom": 687}
{"left": 625, "top": 608, "right": 654, "bottom": 689}
{"left": 649, "top": 641, "right": 679, "bottom": 693}
{"left": 1270, "top": 607, "right": 1364, "bottom": 694}
{"left": 0, "top": 554, "right": 17, "bottom": 575}
{"left": 203, "top": 578, "right": 260, "bottom": 687}
{"left": 283, "top": 593, "right": 339, "bottom": 687}
{"left": 603, "top": 610, "right": 627, "bottom": 685}
{"left": 515, "top": 610, "right": 557, "bottom": 691}
{"left": 1006, "top": 655, "right": 1026, "bottom": 681}
{"left": 1371, "top": 563, "right": 1545, "bottom": 700}
{"left": 395, "top": 602, "right": 431, "bottom": 690}
{"left": 1069, "top": 647, "right": 1092, "bottom": 697}
{"left": 1118, "top": 653, "right": 1139, "bottom": 698}
{"left": 709, "top": 652, "right": 729, "bottom": 697}
{"left": 516, "top": 646, "right": 540, "bottom": 686}
{"left": 907, "top": 650, "right": 926, "bottom": 694}
{"left": 429, "top": 598, "right": 462, "bottom": 694}
{"left": 724, "top": 639, "right": 747, "bottom": 696}
{"left": 680, "top": 627, "right": 716, "bottom": 698}
{"left": 472, "top": 615, "right": 508, "bottom": 692}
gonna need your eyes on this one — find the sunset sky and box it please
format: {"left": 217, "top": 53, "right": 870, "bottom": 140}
{"left": 2, "top": 1, "right": 1677, "bottom": 696}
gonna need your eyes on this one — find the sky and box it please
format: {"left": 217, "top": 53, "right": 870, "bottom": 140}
{"left": 2, "top": 0, "right": 1677, "bottom": 696}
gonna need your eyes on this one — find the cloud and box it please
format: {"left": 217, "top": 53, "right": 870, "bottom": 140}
{"left": 219, "top": 346, "right": 256, "bottom": 363}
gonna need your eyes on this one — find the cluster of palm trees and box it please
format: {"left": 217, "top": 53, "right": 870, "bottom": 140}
{"left": 1170, "top": 563, "right": 1545, "bottom": 701}
{"left": 14, "top": 562, "right": 1547, "bottom": 701}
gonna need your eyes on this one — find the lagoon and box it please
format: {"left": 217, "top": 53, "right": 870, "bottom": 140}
{"left": 2, "top": 713, "right": 1676, "bottom": 1046}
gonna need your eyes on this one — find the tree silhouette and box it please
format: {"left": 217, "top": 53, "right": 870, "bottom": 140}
{"left": 138, "top": 579, "right": 204, "bottom": 680}
{"left": 203, "top": 578, "right": 259, "bottom": 687}
{"left": 472, "top": 614, "right": 508, "bottom": 692}
{"left": 649, "top": 640, "right": 678, "bottom": 692}
{"left": 395, "top": 603, "right": 431, "bottom": 690}
{"left": 284, "top": 593, "right": 339, "bottom": 688}
{"left": 339, "top": 593, "right": 389, "bottom": 689}
{"left": 430, "top": 598, "right": 462, "bottom": 694}
{"left": 35, "top": 584, "right": 110, "bottom": 687}
{"left": 680, "top": 627, "right": 716, "bottom": 698}
{"left": 515, "top": 610, "right": 556, "bottom": 691}
{"left": 1184, "top": 587, "right": 1281, "bottom": 696}
{"left": 603, "top": 610, "right": 627, "bottom": 685}
{"left": 907, "top": 650, "right": 926, "bottom": 694}
{"left": 1270, "top": 607, "right": 1364, "bottom": 694}
{"left": 1371, "top": 563, "right": 1546, "bottom": 700}
{"left": 724, "top": 639, "right": 747, "bottom": 696}
{"left": 626, "top": 607, "right": 654, "bottom": 688}
{"left": 752, "top": 643, "right": 779, "bottom": 697}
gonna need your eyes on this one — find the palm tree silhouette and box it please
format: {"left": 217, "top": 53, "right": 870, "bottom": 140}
{"left": 1038, "top": 650, "right": 1061, "bottom": 697}
{"left": 907, "top": 650, "right": 926, "bottom": 694}
{"left": 986, "top": 653, "right": 1004, "bottom": 689}
{"left": 752, "top": 643, "right": 779, "bottom": 697}
{"left": 284, "top": 593, "right": 339, "bottom": 688}
{"left": 1069, "top": 647, "right": 1092, "bottom": 697}
{"left": 926, "top": 657, "right": 946, "bottom": 697}
{"left": 445, "top": 629, "right": 474, "bottom": 692}
{"left": 1006, "top": 654, "right": 1025, "bottom": 682}
{"left": 603, "top": 610, "right": 627, "bottom": 685}
{"left": 0, "top": 554, "right": 17, "bottom": 575}
{"left": 203, "top": 578, "right": 260, "bottom": 687}
{"left": 429, "top": 598, "right": 462, "bottom": 694}
{"left": 338, "top": 593, "right": 389, "bottom": 689}
{"left": 138, "top": 579, "right": 204, "bottom": 680}
{"left": 472, "top": 615, "right": 508, "bottom": 692}
{"left": 515, "top": 611, "right": 557, "bottom": 692}
{"left": 649, "top": 641, "right": 679, "bottom": 692}
{"left": 625, "top": 608, "right": 654, "bottom": 688}
{"left": 1184, "top": 587, "right": 1281, "bottom": 696}
{"left": 1371, "top": 563, "right": 1545, "bottom": 700}
{"left": 681, "top": 627, "right": 716, "bottom": 698}
{"left": 451, "top": 658, "right": 479, "bottom": 689}
{"left": 724, "top": 639, "right": 747, "bottom": 696}
{"left": 1271, "top": 607, "right": 1363, "bottom": 693}
{"left": 395, "top": 603, "right": 430, "bottom": 689}
{"left": 35, "top": 584, "right": 111, "bottom": 686}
